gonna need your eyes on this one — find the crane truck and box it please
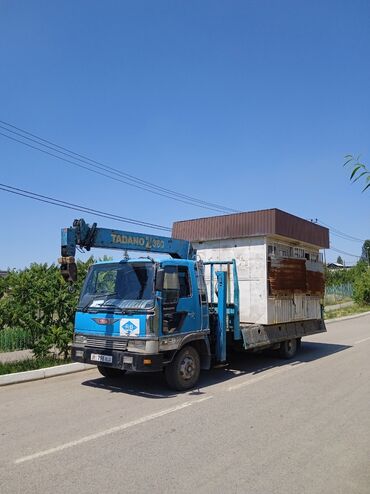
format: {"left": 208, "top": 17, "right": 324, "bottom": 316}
{"left": 60, "top": 213, "right": 327, "bottom": 391}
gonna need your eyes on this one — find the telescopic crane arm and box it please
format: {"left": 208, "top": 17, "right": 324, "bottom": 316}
{"left": 59, "top": 219, "right": 194, "bottom": 282}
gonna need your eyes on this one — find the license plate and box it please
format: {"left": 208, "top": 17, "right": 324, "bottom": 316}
{"left": 91, "top": 353, "right": 113, "bottom": 363}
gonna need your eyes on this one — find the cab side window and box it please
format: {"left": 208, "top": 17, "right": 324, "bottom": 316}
{"left": 163, "top": 265, "right": 191, "bottom": 301}
{"left": 178, "top": 266, "right": 191, "bottom": 298}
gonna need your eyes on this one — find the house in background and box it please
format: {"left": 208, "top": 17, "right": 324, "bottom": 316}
{"left": 326, "top": 263, "right": 353, "bottom": 270}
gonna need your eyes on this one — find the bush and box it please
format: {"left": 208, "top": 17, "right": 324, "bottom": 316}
{"left": 0, "top": 258, "right": 94, "bottom": 357}
{"left": 353, "top": 269, "right": 370, "bottom": 305}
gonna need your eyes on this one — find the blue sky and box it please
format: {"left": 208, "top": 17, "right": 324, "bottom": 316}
{"left": 0, "top": 0, "right": 369, "bottom": 268}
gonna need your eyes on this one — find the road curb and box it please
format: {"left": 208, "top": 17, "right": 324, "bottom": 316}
{"left": 0, "top": 362, "right": 95, "bottom": 387}
{"left": 325, "top": 310, "right": 370, "bottom": 324}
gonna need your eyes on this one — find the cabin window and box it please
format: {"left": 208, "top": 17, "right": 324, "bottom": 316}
{"left": 163, "top": 265, "right": 191, "bottom": 300}
{"left": 178, "top": 266, "right": 191, "bottom": 298}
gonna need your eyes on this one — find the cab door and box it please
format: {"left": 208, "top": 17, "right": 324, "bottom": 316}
{"left": 160, "top": 262, "right": 201, "bottom": 336}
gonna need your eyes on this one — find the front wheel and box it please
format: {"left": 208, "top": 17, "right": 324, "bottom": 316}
{"left": 97, "top": 366, "right": 126, "bottom": 378}
{"left": 165, "top": 345, "right": 200, "bottom": 391}
{"left": 279, "top": 338, "right": 298, "bottom": 359}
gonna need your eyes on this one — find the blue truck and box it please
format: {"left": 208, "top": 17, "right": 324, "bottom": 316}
{"left": 60, "top": 217, "right": 326, "bottom": 391}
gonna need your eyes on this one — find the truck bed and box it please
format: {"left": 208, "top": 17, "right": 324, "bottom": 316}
{"left": 240, "top": 319, "right": 326, "bottom": 350}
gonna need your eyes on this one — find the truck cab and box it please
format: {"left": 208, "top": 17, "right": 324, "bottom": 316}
{"left": 72, "top": 257, "right": 211, "bottom": 389}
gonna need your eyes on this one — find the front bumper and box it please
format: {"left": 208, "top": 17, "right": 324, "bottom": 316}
{"left": 72, "top": 345, "right": 164, "bottom": 372}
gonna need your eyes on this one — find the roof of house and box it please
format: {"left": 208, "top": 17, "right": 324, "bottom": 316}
{"left": 327, "top": 263, "right": 352, "bottom": 269}
{"left": 172, "top": 208, "right": 330, "bottom": 249}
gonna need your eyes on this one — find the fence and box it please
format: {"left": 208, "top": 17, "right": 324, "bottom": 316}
{"left": 325, "top": 283, "right": 353, "bottom": 304}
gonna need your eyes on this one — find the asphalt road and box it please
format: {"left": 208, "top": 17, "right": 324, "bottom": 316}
{"left": 1, "top": 315, "right": 369, "bottom": 494}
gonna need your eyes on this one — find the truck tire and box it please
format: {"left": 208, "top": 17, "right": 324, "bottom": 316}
{"left": 97, "top": 365, "right": 126, "bottom": 378}
{"left": 279, "top": 338, "right": 298, "bottom": 359}
{"left": 165, "top": 345, "right": 200, "bottom": 391}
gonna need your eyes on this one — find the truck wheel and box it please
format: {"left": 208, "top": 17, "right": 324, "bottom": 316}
{"left": 165, "top": 345, "right": 200, "bottom": 391}
{"left": 279, "top": 338, "right": 298, "bottom": 359}
{"left": 97, "top": 366, "right": 126, "bottom": 378}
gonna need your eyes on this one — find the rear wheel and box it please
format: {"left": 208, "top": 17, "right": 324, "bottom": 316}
{"left": 165, "top": 345, "right": 200, "bottom": 391}
{"left": 97, "top": 366, "right": 126, "bottom": 378}
{"left": 279, "top": 338, "right": 298, "bottom": 359}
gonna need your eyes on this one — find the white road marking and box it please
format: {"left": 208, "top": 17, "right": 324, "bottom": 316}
{"left": 15, "top": 395, "right": 212, "bottom": 465}
{"left": 355, "top": 336, "right": 370, "bottom": 344}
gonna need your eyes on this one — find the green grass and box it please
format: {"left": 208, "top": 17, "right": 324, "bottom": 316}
{"left": 324, "top": 295, "right": 353, "bottom": 306}
{"left": 324, "top": 304, "right": 370, "bottom": 320}
{"left": 0, "top": 327, "right": 33, "bottom": 352}
{"left": 0, "top": 357, "right": 71, "bottom": 375}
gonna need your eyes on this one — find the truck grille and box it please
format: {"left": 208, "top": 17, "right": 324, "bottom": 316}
{"left": 85, "top": 336, "right": 128, "bottom": 351}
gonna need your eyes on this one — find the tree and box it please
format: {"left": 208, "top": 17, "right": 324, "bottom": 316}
{"left": 336, "top": 255, "right": 343, "bottom": 265}
{"left": 344, "top": 155, "right": 370, "bottom": 191}
{"left": 361, "top": 240, "right": 370, "bottom": 264}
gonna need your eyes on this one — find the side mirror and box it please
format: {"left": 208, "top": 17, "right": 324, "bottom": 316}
{"left": 155, "top": 268, "right": 165, "bottom": 291}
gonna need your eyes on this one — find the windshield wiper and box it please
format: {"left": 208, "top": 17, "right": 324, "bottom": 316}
{"left": 79, "top": 293, "right": 118, "bottom": 312}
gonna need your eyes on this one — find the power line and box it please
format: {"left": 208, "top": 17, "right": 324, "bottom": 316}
{"left": 329, "top": 246, "right": 361, "bottom": 258}
{"left": 0, "top": 181, "right": 364, "bottom": 261}
{"left": 0, "top": 120, "right": 239, "bottom": 214}
{"left": 0, "top": 130, "right": 231, "bottom": 214}
{"left": 0, "top": 182, "right": 171, "bottom": 232}
{"left": 317, "top": 218, "right": 365, "bottom": 243}
{"left": 1, "top": 119, "right": 234, "bottom": 211}
{"left": 329, "top": 231, "right": 364, "bottom": 243}
{"left": 0, "top": 119, "right": 225, "bottom": 205}
{"left": 2, "top": 121, "right": 367, "bottom": 245}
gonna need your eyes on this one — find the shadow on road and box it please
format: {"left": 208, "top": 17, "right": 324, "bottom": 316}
{"left": 81, "top": 341, "right": 351, "bottom": 399}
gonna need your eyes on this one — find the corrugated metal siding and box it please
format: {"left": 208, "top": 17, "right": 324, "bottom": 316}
{"left": 172, "top": 208, "right": 329, "bottom": 248}
{"left": 268, "top": 296, "right": 321, "bottom": 324}
{"left": 268, "top": 258, "right": 325, "bottom": 297}
{"left": 306, "top": 271, "right": 325, "bottom": 295}
{"left": 274, "top": 210, "right": 329, "bottom": 249}
{"left": 268, "top": 258, "right": 307, "bottom": 294}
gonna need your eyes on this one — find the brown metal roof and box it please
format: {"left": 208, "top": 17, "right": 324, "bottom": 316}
{"left": 172, "top": 209, "right": 329, "bottom": 248}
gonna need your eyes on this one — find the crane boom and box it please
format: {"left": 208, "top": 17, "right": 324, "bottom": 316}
{"left": 59, "top": 219, "right": 194, "bottom": 281}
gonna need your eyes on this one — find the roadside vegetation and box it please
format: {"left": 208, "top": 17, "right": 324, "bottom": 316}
{"left": 324, "top": 304, "right": 370, "bottom": 320}
{"left": 0, "top": 327, "right": 33, "bottom": 352}
{"left": 325, "top": 257, "right": 370, "bottom": 317}
{"left": 0, "top": 258, "right": 93, "bottom": 358}
{"left": 325, "top": 260, "right": 370, "bottom": 300}
{"left": 0, "top": 356, "right": 71, "bottom": 376}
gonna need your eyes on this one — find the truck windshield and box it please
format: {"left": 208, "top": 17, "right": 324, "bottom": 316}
{"left": 78, "top": 262, "right": 155, "bottom": 311}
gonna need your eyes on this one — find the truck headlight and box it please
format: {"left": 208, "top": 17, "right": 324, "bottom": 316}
{"left": 127, "top": 339, "right": 159, "bottom": 353}
{"left": 127, "top": 339, "right": 146, "bottom": 351}
{"left": 75, "top": 334, "right": 87, "bottom": 344}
